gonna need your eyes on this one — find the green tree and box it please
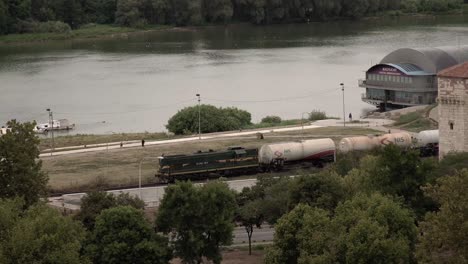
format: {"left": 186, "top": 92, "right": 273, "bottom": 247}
{"left": 0, "top": 120, "right": 48, "bottom": 207}
{"left": 265, "top": 204, "right": 331, "bottom": 264}
{"left": 115, "top": 0, "right": 144, "bottom": 26}
{"left": 0, "top": 0, "right": 8, "bottom": 34}
{"left": 288, "top": 171, "right": 345, "bottom": 211}
{"left": 156, "top": 181, "right": 237, "bottom": 264}
{"left": 416, "top": 169, "right": 468, "bottom": 263}
{"left": 259, "top": 176, "right": 291, "bottom": 224}
{"left": 341, "top": 0, "right": 369, "bottom": 18}
{"left": 236, "top": 188, "right": 264, "bottom": 255}
{"left": 346, "top": 144, "right": 436, "bottom": 217}
{"left": 166, "top": 104, "right": 252, "bottom": 135}
{"left": 203, "top": 0, "right": 233, "bottom": 22}
{"left": 267, "top": 193, "right": 417, "bottom": 264}
{"left": 0, "top": 198, "right": 23, "bottom": 242}
{"left": 0, "top": 202, "right": 88, "bottom": 264}
{"left": 331, "top": 193, "right": 417, "bottom": 263}
{"left": 84, "top": 206, "right": 171, "bottom": 264}
{"left": 96, "top": 0, "right": 117, "bottom": 23}
{"left": 76, "top": 191, "right": 145, "bottom": 230}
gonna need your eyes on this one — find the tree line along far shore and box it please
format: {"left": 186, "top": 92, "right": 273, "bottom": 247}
{"left": 0, "top": 0, "right": 465, "bottom": 36}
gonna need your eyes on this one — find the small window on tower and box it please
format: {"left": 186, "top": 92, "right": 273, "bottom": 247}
{"left": 450, "top": 121, "right": 454, "bottom": 130}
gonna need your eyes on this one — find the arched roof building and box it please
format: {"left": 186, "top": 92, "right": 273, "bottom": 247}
{"left": 360, "top": 46, "right": 468, "bottom": 110}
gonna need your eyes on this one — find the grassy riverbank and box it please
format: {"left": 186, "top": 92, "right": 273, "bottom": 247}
{"left": 43, "top": 126, "right": 379, "bottom": 194}
{"left": 0, "top": 24, "right": 171, "bottom": 44}
{"left": 1, "top": 10, "right": 466, "bottom": 45}
{"left": 389, "top": 105, "right": 438, "bottom": 132}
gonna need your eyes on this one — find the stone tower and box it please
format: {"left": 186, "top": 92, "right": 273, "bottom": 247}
{"left": 437, "top": 62, "right": 468, "bottom": 159}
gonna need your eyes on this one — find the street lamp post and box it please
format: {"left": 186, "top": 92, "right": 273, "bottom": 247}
{"left": 301, "top": 112, "right": 309, "bottom": 140}
{"left": 340, "top": 83, "right": 345, "bottom": 127}
{"left": 196, "top": 94, "right": 201, "bottom": 140}
{"left": 46, "top": 108, "right": 55, "bottom": 156}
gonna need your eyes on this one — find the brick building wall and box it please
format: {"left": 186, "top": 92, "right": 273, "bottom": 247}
{"left": 438, "top": 77, "right": 468, "bottom": 158}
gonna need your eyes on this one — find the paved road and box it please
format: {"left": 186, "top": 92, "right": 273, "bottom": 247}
{"left": 233, "top": 226, "right": 274, "bottom": 245}
{"left": 40, "top": 124, "right": 322, "bottom": 157}
{"left": 49, "top": 178, "right": 259, "bottom": 210}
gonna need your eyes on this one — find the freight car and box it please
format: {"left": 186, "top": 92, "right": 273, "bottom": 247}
{"left": 156, "top": 139, "right": 336, "bottom": 183}
{"left": 259, "top": 138, "right": 336, "bottom": 170}
{"left": 339, "top": 130, "right": 439, "bottom": 156}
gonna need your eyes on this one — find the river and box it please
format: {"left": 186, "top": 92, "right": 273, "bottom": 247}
{"left": 0, "top": 15, "right": 467, "bottom": 134}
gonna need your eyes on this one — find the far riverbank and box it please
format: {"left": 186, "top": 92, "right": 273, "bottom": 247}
{"left": 1, "top": 11, "right": 466, "bottom": 45}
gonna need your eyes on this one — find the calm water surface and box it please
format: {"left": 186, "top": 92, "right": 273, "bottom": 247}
{"left": 1, "top": 16, "right": 467, "bottom": 134}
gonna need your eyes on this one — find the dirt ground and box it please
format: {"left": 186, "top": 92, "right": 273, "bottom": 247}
{"left": 42, "top": 127, "right": 379, "bottom": 193}
{"left": 170, "top": 249, "right": 265, "bottom": 264}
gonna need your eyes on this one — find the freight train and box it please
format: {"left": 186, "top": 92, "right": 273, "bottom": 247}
{"left": 155, "top": 130, "right": 439, "bottom": 183}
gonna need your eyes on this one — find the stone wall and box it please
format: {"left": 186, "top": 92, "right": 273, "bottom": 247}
{"left": 437, "top": 77, "right": 468, "bottom": 159}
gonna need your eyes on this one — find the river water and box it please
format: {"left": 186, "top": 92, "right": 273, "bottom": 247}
{"left": 0, "top": 15, "right": 467, "bottom": 134}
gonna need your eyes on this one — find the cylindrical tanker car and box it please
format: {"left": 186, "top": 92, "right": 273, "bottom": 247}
{"left": 339, "top": 132, "right": 413, "bottom": 153}
{"left": 415, "top": 130, "right": 439, "bottom": 156}
{"left": 259, "top": 138, "right": 336, "bottom": 170}
{"left": 339, "top": 130, "right": 438, "bottom": 155}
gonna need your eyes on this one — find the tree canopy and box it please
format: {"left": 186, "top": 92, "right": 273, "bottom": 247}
{"left": 266, "top": 193, "right": 417, "bottom": 264}
{"left": 0, "top": 120, "right": 48, "bottom": 207}
{"left": 156, "top": 181, "right": 237, "bottom": 264}
{"left": 84, "top": 206, "right": 172, "bottom": 264}
{"left": 166, "top": 104, "right": 251, "bottom": 135}
{"left": 0, "top": 200, "right": 88, "bottom": 264}
{"left": 416, "top": 169, "right": 468, "bottom": 263}
{"left": 76, "top": 191, "right": 145, "bottom": 230}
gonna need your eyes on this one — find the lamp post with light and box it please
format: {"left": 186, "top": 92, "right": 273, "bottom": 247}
{"left": 46, "top": 108, "right": 55, "bottom": 156}
{"left": 196, "top": 94, "right": 201, "bottom": 139}
{"left": 340, "top": 83, "right": 345, "bottom": 127}
{"left": 301, "top": 112, "right": 309, "bottom": 140}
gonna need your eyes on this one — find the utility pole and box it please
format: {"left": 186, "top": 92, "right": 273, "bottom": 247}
{"left": 340, "top": 83, "right": 345, "bottom": 127}
{"left": 46, "top": 108, "right": 55, "bottom": 155}
{"left": 196, "top": 94, "right": 201, "bottom": 140}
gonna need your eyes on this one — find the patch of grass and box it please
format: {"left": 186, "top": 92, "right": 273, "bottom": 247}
{"left": 40, "top": 132, "right": 171, "bottom": 150}
{"left": 246, "top": 119, "right": 303, "bottom": 129}
{"left": 393, "top": 111, "right": 424, "bottom": 126}
{"left": 399, "top": 118, "right": 436, "bottom": 132}
{"left": 390, "top": 106, "right": 437, "bottom": 132}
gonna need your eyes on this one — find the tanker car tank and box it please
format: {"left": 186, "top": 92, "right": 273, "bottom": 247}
{"left": 339, "top": 132, "right": 413, "bottom": 153}
{"left": 258, "top": 138, "right": 336, "bottom": 170}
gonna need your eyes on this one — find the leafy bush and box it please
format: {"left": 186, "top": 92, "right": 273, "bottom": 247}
{"left": 261, "top": 115, "right": 282, "bottom": 124}
{"left": 166, "top": 105, "right": 251, "bottom": 135}
{"left": 308, "top": 110, "right": 327, "bottom": 121}
{"left": 16, "top": 20, "right": 71, "bottom": 34}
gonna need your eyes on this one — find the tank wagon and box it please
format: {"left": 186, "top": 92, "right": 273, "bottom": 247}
{"left": 339, "top": 130, "right": 438, "bottom": 156}
{"left": 259, "top": 139, "right": 336, "bottom": 170}
{"left": 415, "top": 130, "right": 439, "bottom": 156}
{"left": 156, "top": 139, "right": 336, "bottom": 182}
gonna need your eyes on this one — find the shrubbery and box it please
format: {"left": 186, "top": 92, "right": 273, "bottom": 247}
{"left": 308, "top": 110, "right": 328, "bottom": 121}
{"left": 16, "top": 20, "right": 71, "bottom": 34}
{"left": 261, "top": 115, "right": 282, "bottom": 124}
